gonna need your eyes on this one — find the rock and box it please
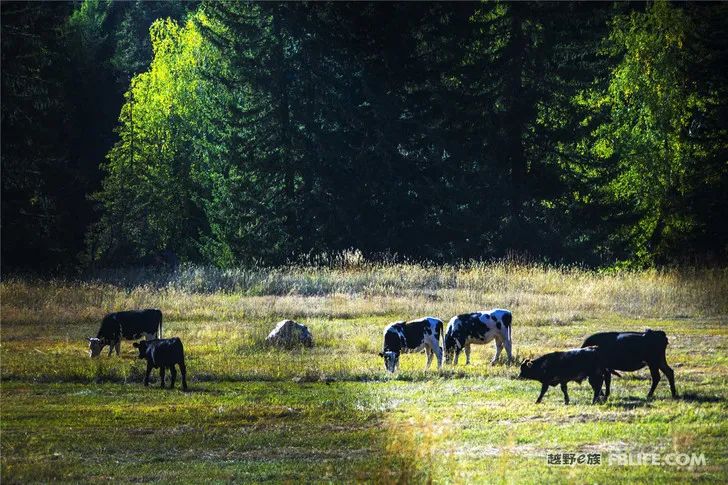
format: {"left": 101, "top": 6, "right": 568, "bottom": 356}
{"left": 266, "top": 320, "right": 314, "bottom": 348}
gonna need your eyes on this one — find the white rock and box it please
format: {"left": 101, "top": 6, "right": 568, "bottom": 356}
{"left": 265, "top": 320, "right": 314, "bottom": 348}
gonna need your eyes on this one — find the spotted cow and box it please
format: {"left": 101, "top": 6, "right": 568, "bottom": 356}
{"left": 379, "top": 317, "right": 444, "bottom": 373}
{"left": 444, "top": 309, "right": 513, "bottom": 365}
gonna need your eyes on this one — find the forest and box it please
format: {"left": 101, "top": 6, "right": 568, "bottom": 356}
{"left": 2, "top": 0, "right": 727, "bottom": 272}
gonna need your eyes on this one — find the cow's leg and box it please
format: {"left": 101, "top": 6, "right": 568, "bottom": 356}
{"left": 464, "top": 343, "right": 471, "bottom": 365}
{"left": 114, "top": 341, "right": 121, "bottom": 356}
{"left": 107, "top": 344, "right": 114, "bottom": 357}
{"left": 425, "top": 347, "right": 433, "bottom": 370}
{"left": 159, "top": 366, "right": 166, "bottom": 388}
{"left": 560, "top": 382, "right": 570, "bottom": 405}
{"left": 453, "top": 348, "right": 461, "bottom": 366}
{"left": 647, "top": 363, "right": 661, "bottom": 398}
{"left": 536, "top": 382, "right": 549, "bottom": 404}
{"left": 603, "top": 371, "right": 612, "bottom": 398}
{"left": 179, "top": 362, "right": 188, "bottom": 391}
{"left": 504, "top": 339, "right": 513, "bottom": 364}
{"left": 491, "top": 340, "right": 503, "bottom": 365}
{"left": 144, "top": 362, "right": 153, "bottom": 387}
{"left": 659, "top": 357, "right": 677, "bottom": 398}
{"left": 589, "top": 374, "right": 604, "bottom": 404}
{"left": 433, "top": 343, "right": 443, "bottom": 370}
{"left": 169, "top": 365, "right": 177, "bottom": 389}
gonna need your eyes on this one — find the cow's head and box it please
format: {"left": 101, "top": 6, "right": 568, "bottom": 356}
{"left": 443, "top": 333, "right": 458, "bottom": 364}
{"left": 518, "top": 358, "right": 536, "bottom": 379}
{"left": 86, "top": 337, "right": 105, "bottom": 358}
{"left": 132, "top": 340, "right": 149, "bottom": 359}
{"left": 378, "top": 350, "right": 399, "bottom": 373}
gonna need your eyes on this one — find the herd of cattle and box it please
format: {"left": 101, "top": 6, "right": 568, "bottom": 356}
{"left": 87, "top": 307, "right": 678, "bottom": 404}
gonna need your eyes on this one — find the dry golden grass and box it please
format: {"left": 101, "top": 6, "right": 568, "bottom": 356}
{"left": 3, "top": 263, "right": 726, "bottom": 327}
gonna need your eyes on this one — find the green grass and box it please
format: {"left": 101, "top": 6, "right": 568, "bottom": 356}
{"left": 2, "top": 264, "right": 727, "bottom": 483}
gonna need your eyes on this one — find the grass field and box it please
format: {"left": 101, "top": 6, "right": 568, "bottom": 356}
{"left": 2, "top": 263, "right": 727, "bottom": 483}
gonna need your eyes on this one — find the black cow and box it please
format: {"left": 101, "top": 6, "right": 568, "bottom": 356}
{"left": 87, "top": 309, "right": 162, "bottom": 357}
{"left": 582, "top": 329, "right": 677, "bottom": 399}
{"left": 379, "top": 317, "right": 444, "bottom": 372}
{"left": 519, "top": 347, "right": 605, "bottom": 404}
{"left": 133, "top": 338, "right": 188, "bottom": 391}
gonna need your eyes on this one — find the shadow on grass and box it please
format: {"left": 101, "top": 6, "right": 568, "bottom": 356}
{"left": 679, "top": 392, "right": 726, "bottom": 404}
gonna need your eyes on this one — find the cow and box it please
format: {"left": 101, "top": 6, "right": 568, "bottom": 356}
{"left": 581, "top": 329, "right": 677, "bottom": 399}
{"left": 133, "top": 338, "right": 188, "bottom": 391}
{"left": 87, "top": 309, "right": 162, "bottom": 357}
{"left": 519, "top": 346, "right": 605, "bottom": 404}
{"left": 379, "top": 317, "right": 444, "bottom": 373}
{"left": 443, "top": 309, "right": 513, "bottom": 365}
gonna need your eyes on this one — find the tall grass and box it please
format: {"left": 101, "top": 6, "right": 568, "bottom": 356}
{"left": 3, "top": 262, "right": 727, "bottom": 327}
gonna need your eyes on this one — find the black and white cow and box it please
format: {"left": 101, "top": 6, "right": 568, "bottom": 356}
{"left": 582, "top": 329, "right": 677, "bottom": 399}
{"left": 87, "top": 309, "right": 162, "bottom": 357}
{"left": 379, "top": 317, "right": 443, "bottom": 373}
{"left": 133, "top": 337, "right": 188, "bottom": 391}
{"left": 519, "top": 346, "right": 605, "bottom": 404}
{"left": 443, "top": 309, "right": 513, "bottom": 365}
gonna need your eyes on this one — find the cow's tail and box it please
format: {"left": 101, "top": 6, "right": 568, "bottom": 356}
{"left": 158, "top": 311, "right": 163, "bottom": 339}
{"left": 437, "top": 319, "right": 444, "bottom": 351}
{"left": 504, "top": 312, "right": 513, "bottom": 347}
{"left": 609, "top": 369, "right": 621, "bottom": 377}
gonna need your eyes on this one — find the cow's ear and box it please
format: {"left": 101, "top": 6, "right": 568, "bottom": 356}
{"left": 86, "top": 337, "right": 92, "bottom": 342}
{"left": 132, "top": 342, "right": 140, "bottom": 348}
{"left": 378, "top": 352, "right": 384, "bottom": 357}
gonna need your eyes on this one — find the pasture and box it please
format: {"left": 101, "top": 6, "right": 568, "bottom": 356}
{"left": 1, "top": 263, "right": 727, "bottom": 483}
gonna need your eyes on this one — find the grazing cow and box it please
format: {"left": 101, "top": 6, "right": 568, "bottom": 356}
{"left": 582, "top": 329, "right": 677, "bottom": 399}
{"left": 444, "top": 309, "right": 513, "bottom": 365}
{"left": 379, "top": 317, "right": 443, "bottom": 373}
{"left": 519, "top": 346, "right": 605, "bottom": 404}
{"left": 133, "top": 338, "right": 188, "bottom": 391}
{"left": 87, "top": 309, "right": 162, "bottom": 357}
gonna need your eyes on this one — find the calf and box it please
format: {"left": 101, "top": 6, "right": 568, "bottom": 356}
{"left": 379, "top": 317, "right": 443, "bottom": 373}
{"left": 519, "top": 347, "right": 605, "bottom": 404}
{"left": 582, "top": 329, "right": 677, "bottom": 399}
{"left": 133, "top": 338, "right": 188, "bottom": 391}
{"left": 87, "top": 309, "right": 162, "bottom": 357}
{"left": 444, "top": 309, "right": 513, "bottom": 365}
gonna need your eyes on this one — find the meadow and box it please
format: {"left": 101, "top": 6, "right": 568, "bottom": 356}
{"left": 1, "top": 262, "right": 727, "bottom": 483}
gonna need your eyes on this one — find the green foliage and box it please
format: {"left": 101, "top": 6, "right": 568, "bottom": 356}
{"left": 575, "top": 1, "right": 727, "bottom": 266}
{"left": 3, "top": 1, "right": 727, "bottom": 270}
{"left": 92, "top": 16, "right": 216, "bottom": 263}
